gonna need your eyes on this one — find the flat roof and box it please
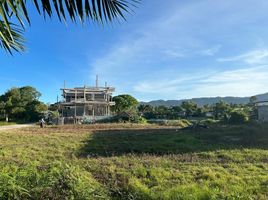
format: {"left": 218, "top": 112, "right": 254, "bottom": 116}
{"left": 61, "top": 87, "right": 115, "bottom": 93}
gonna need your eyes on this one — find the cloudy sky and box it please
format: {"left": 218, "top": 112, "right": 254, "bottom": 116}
{"left": 1, "top": 0, "right": 268, "bottom": 102}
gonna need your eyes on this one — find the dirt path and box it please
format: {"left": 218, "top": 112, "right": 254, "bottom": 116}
{"left": 0, "top": 124, "right": 35, "bottom": 131}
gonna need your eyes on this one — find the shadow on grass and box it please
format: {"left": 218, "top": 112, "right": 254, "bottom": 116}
{"left": 77, "top": 123, "right": 268, "bottom": 157}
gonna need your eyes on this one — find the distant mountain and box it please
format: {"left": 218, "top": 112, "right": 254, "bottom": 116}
{"left": 140, "top": 93, "right": 268, "bottom": 107}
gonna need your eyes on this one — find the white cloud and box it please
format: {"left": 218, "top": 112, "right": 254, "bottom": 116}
{"left": 134, "top": 66, "right": 268, "bottom": 100}
{"left": 198, "top": 66, "right": 268, "bottom": 96}
{"left": 218, "top": 49, "right": 268, "bottom": 64}
{"left": 89, "top": 1, "right": 222, "bottom": 86}
{"left": 163, "top": 49, "right": 185, "bottom": 59}
{"left": 199, "top": 45, "right": 221, "bottom": 56}
{"left": 88, "top": 0, "right": 268, "bottom": 101}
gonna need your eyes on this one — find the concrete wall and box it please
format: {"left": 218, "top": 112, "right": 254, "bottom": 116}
{"left": 258, "top": 106, "right": 268, "bottom": 122}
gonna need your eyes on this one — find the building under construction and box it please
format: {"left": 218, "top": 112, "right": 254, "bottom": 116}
{"left": 256, "top": 101, "right": 268, "bottom": 122}
{"left": 59, "top": 78, "right": 115, "bottom": 124}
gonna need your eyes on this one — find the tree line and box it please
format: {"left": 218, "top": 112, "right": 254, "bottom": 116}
{"left": 112, "top": 95, "right": 256, "bottom": 124}
{"left": 0, "top": 86, "right": 256, "bottom": 124}
{"left": 0, "top": 86, "right": 47, "bottom": 122}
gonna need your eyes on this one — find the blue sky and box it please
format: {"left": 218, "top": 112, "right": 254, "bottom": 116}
{"left": 1, "top": 0, "right": 268, "bottom": 103}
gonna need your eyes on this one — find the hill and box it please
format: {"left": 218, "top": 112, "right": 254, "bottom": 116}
{"left": 140, "top": 92, "right": 268, "bottom": 107}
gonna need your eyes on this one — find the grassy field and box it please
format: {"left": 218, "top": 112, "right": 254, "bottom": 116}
{"left": 0, "top": 123, "right": 268, "bottom": 199}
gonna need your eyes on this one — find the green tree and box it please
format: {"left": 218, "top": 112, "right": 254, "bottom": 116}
{"left": 0, "top": 101, "right": 5, "bottom": 120}
{"left": 1, "top": 87, "right": 22, "bottom": 121}
{"left": 0, "top": 86, "right": 47, "bottom": 122}
{"left": 212, "top": 101, "right": 231, "bottom": 120}
{"left": 20, "top": 86, "right": 41, "bottom": 103}
{"left": 0, "top": 0, "right": 139, "bottom": 54}
{"left": 138, "top": 104, "right": 153, "bottom": 113}
{"left": 181, "top": 101, "right": 198, "bottom": 118}
{"left": 169, "top": 105, "right": 183, "bottom": 119}
{"left": 229, "top": 110, "right": 249, "bottom": 124}
{"left": 195, "top": 107, "right": 204, "bottom": 117}
{"left": 48, "top": 103, "right": 60, "bottom": 111}
{"left": 111, "top": 94, "right": 141, "bottom": 123}
{"left": 23, "top": 100, "right": 48, "bottom": 122}
{"left": 154, "top": 106, "right": 169, "bottom": 119}
{"left": 112, "top": 94, "right": 138, "bottom": 114}
{"left": 138, "top": 104, "right": 156, "bottom": 119}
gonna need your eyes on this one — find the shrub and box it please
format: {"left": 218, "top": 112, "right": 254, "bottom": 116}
{"left": 0, "top": 163, "right": 108, "bottom": 200}
{"left": 229, "top": 110, "right": 249, "bottom": 124}
{"left": 113, "top": 111, "right": 147, "bottom": 124}
{"left": 129, "top": 115, "right": 147, "bottom": 124}
{"left": 97, "top": 111, "right": 147, "bottom": 124}
{"left": 137, "top": 117, "right": 148, "bottom": 124}
{"left": 148, "top": 119, "right": 191, "bottom": 128}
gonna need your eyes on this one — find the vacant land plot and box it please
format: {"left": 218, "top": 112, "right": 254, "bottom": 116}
{"left": 0, "top": 123, "right": 268, "bottom": 199}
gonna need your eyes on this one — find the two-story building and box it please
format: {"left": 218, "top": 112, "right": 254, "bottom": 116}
{"left": 59, "top": 83, "right": 115, "bottom": 124}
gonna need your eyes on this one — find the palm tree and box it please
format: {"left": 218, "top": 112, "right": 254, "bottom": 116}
{"left": 0, "top": 0, "right": 139, "bottom": 54}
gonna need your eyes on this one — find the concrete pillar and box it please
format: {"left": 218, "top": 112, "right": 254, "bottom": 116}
{"left": 83, "top": 105, "right": 86, "bottom": 116}
{"left": 108, "top": 105, "right": 110, "bottom": 115}
{"left": 84, "top": 86, "right": 86, "bottom": 102}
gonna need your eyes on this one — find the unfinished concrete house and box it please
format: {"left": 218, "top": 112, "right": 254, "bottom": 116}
{"left": 59, "top": 79, "right": 115, "bottom": 124}
{"left": 256, "top": 101, "right": 268, "bottom": 122}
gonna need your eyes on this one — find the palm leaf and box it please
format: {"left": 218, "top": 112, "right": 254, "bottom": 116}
{"left": 0, "top": 0, "right": 140, "bottom": 55}
{"left": 0, "top": 20, "right": 25, "bottom": 54}
{"left": 15, "top": 0, "right": 140, "bottom": 24}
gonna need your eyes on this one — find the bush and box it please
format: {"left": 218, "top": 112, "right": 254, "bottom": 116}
{"left": 112, "top": 111, "right": 147, "bottom": 124}
{"left": 137, "top": 117, "right": 148, "bottom": 124}
{"left": 229, "top": 110, "right": 249, "bottom": 124}
{"left": 129, "top": 114, "right": 147, "bottom": 124}
{"left": 148, "top": 119, "right": 191, "bottom": 128}
{"left": 98, "top": 111, "right": 147, "bottom": 124}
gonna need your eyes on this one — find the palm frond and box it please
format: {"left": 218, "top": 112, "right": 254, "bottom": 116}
{"left": 0, "top": 0, "right": 140, "bottom": 54}
{"left": 0, "top": 20, "right": 25, "bottom": 54}
{"left": 32, "top": 0, "right": 140, "bottom": 23}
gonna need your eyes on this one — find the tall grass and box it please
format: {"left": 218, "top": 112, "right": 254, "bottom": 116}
{"left": 0, "top": 123, "right": 267, "bottom": 199}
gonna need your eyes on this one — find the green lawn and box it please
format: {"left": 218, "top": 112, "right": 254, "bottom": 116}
{"left": 0, "top": 123, "right": 268, "bottom": 199}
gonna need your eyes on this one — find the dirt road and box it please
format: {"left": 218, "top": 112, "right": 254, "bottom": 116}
{"left": 0, "top": 124, "right": 35, "bottom": 131}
